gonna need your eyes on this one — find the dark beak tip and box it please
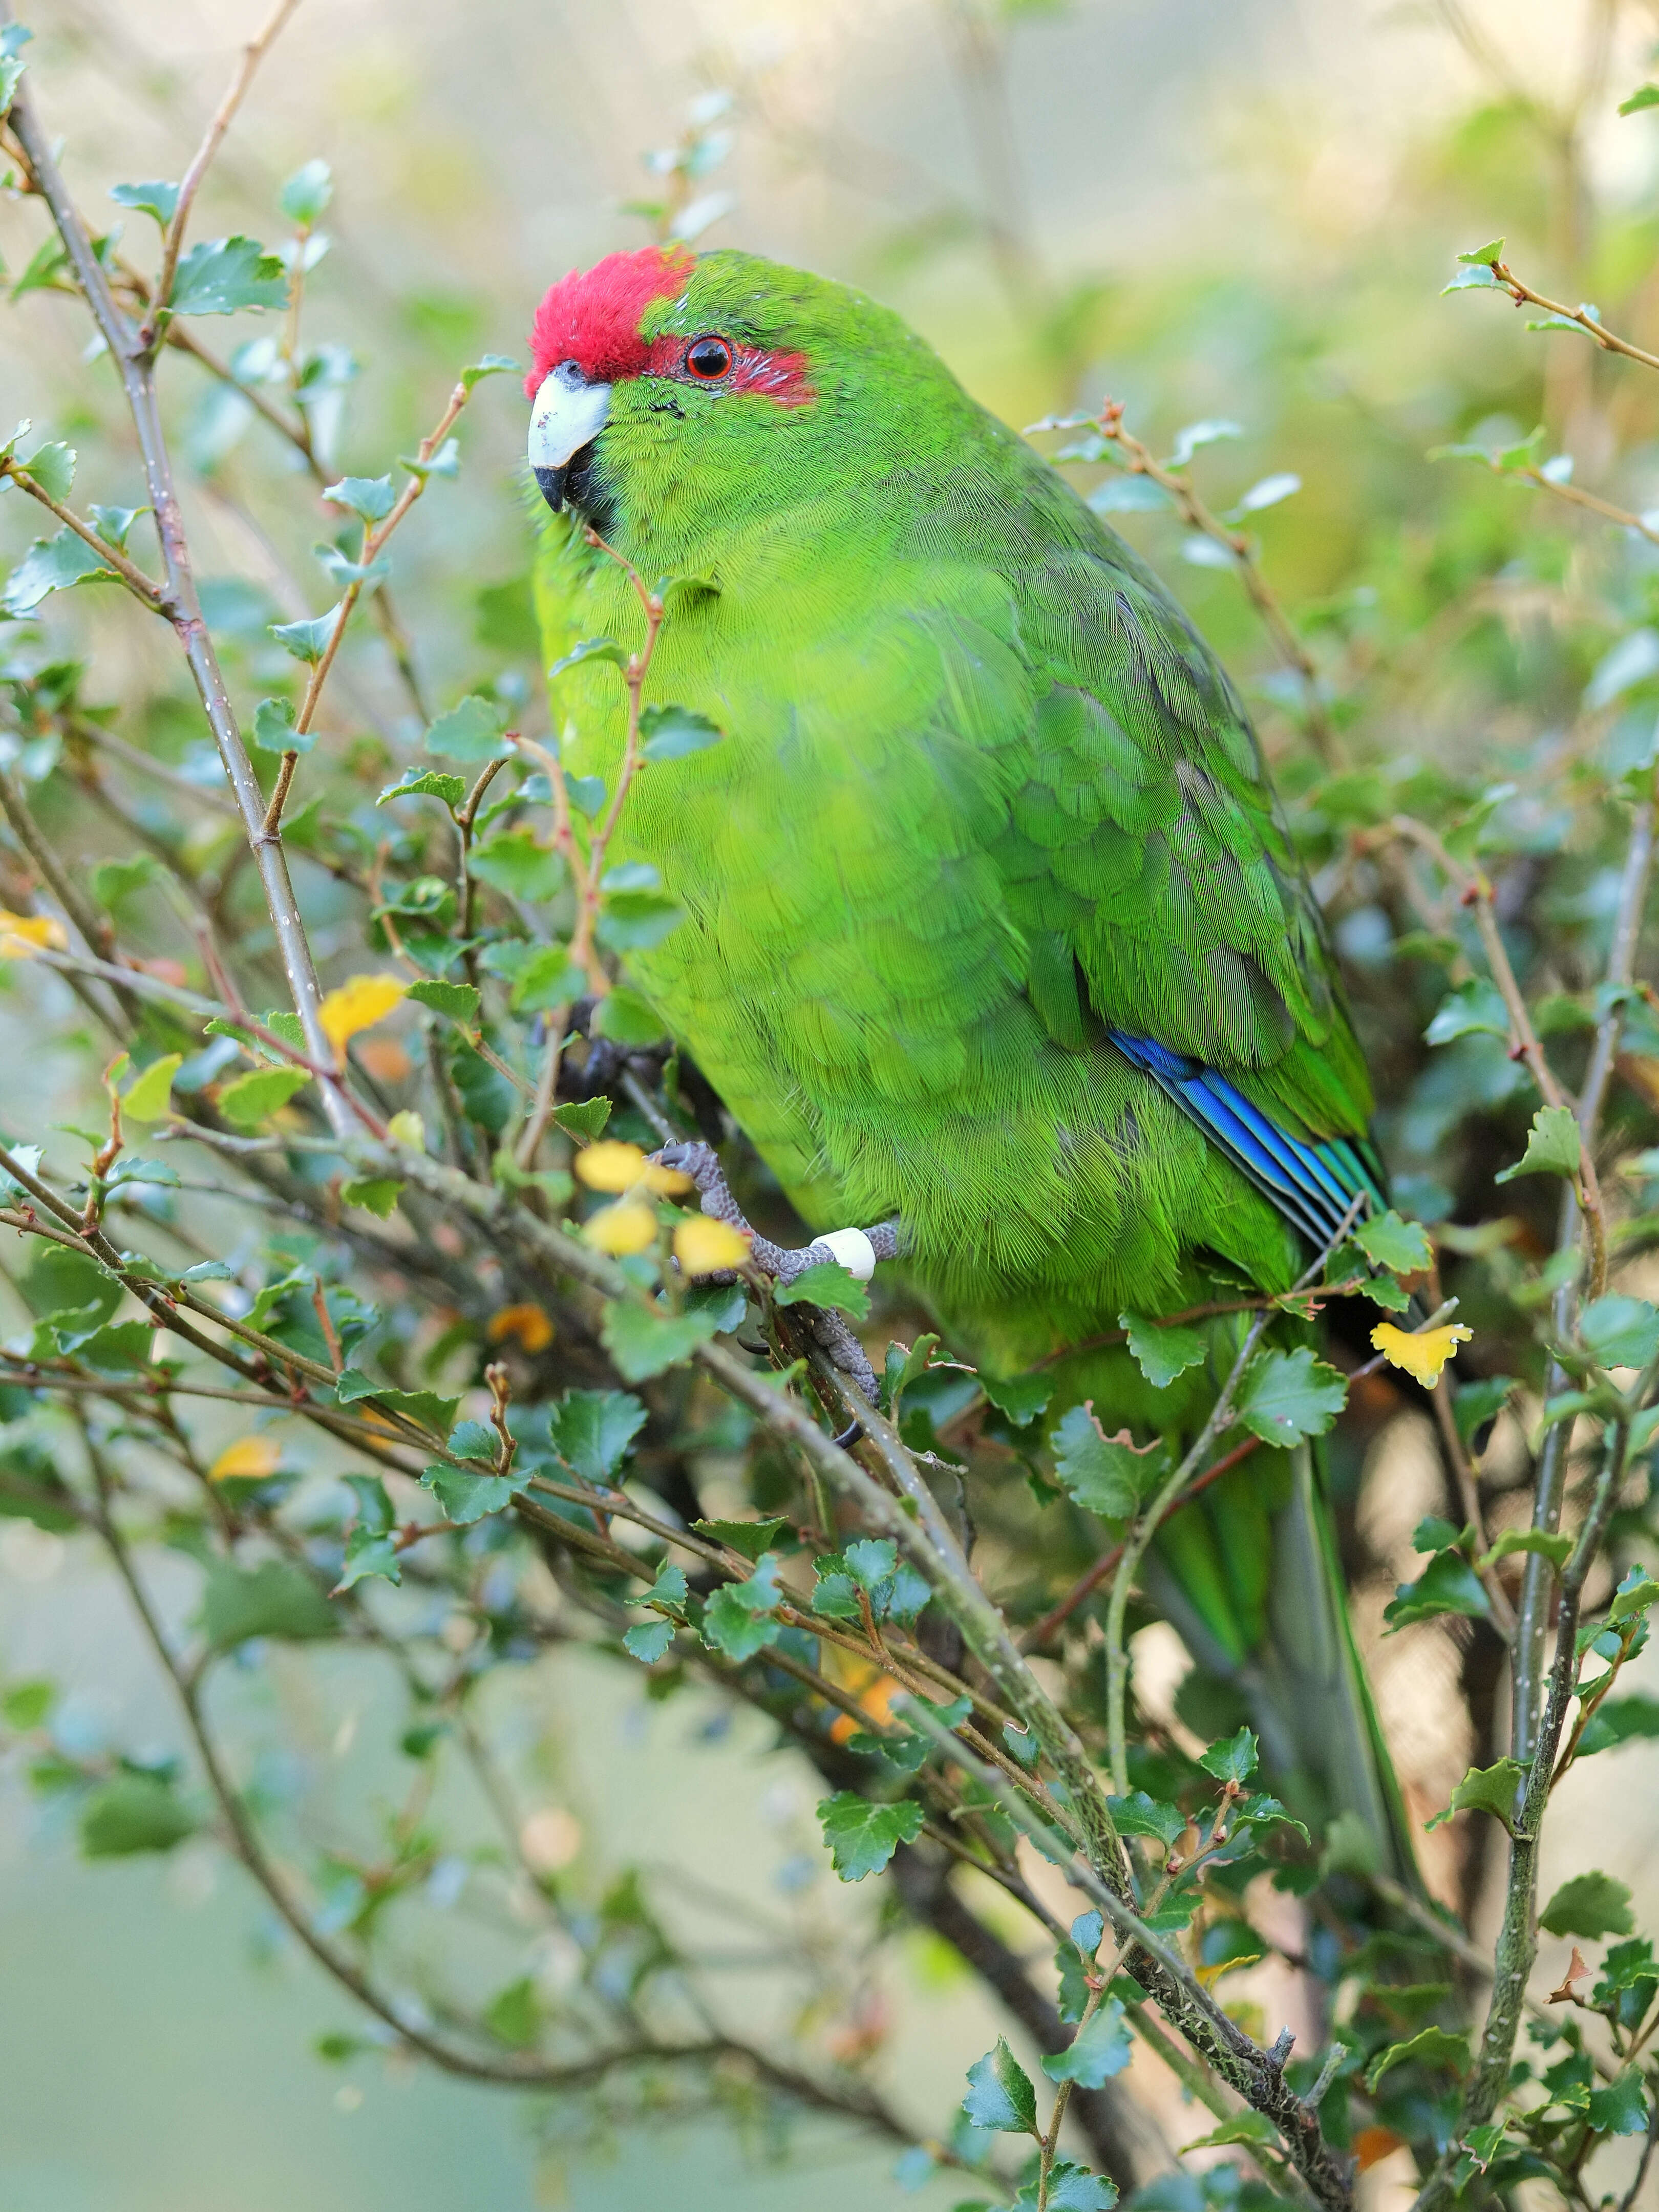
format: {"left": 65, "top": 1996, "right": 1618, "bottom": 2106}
{"left": 533, "top": 463, "right": 569, "bottom": 514}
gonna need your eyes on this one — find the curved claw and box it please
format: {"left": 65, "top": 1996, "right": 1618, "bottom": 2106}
{"left": 831, "top": 1417, "right": 863, "bottom": 1450}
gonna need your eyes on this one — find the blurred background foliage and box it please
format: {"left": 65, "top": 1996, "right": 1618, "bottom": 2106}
{"left": 6, "top": 1, "right": 1659, "bottom": 2207}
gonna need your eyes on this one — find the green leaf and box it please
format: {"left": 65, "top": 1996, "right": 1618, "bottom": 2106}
{"left": 421, "top": 1462, "right": 522, "bottom": 1524}
{"left": 1040, "top": 2000, "right": 1131, "bottom": 2089}
{"left": 1354, "top": 1210, "right": 1433, "bottom": 1275}
{"left": 406, "top": 977, "right": 479, "bottom": 1024}
{"left": 90, "top": 855, "right": 159, "bottom": 908}
{"left": 1479, "top": 1528, "right": 1572, "bottom": 1572}
{"left": 702, "top": 1569, "right": 783, "bottom": 1660}
{"left": 278, "top": 158, "right": 333, "bottom": 226}
{"left": 470, "top": 827, "right": 561, "bottom": 903}
{"left": 775, "top": 1260, "right": 869, "bottom": 1320}
{"left": 1495, "top": 1104, "right": 1582, "bottom": 1185}
{"left": 88, "top": 504, "right": 144, "bottom": 551}
{"left": 201, "top": 1558, "right": 335, "bottom": 1647}
{"left": 1610, "top": 1568, "right": 1659, "bottom": 1622}
{"left": 595, "top": 889, "right": 684, "bottom": 954}
{"left": 323, "top": 474, "right": 396, "bottom": 525}
{"left": 639, "top": 704, "right": 724, "bottom": 761}
{"left": 1457, "top": 238, "right": 1505, "bottom": 263}
{"left": 1443, "top": 263, "right": 1502, "bottom": 293}
{"left": 459, "top": 353, "right": 521, "bottom": 392}
{"left": 1540, "top": 1870, "right": 1634, "bottom": 1939}
{"left": 508, "top": 946, "right": 584, "bottom": 1013}
{"left": 1119, "top": 1310, "right": 1206, "bottom": 1389}
{"left": 1182, "top": 2113, "right": 1277, "bottom": 2152}
{"left": 483, "top": 1976, "right": 539, "bottom": 2050}
{"left": 590, "top": 988, "right": 665, "bottom": 1048}
{"left": 980, "top": 1370, "right": 1053, "bottom": 1426}
{"left": 1454, "top": 1374, "right": 1515, "bottom": 1445}
{"left": 1, "top": 1678, "right": 54, "bottom": 1730}
{"left": 552, "top": 1098, "right": 611, "bottom": 1142}
{"left": 549, "top": 636, "right": 626, "bottom": 678}
{"left": 80, "top": 1772, "right": 196, "bottom": 1857}
{"left": 623, "top": 1619, "right": 674, "bottom": 1663}
{"left": 1105, "top": 1791, "right": 1185, "bottom": 1847}
{"left": 1425, "top": 1757, "right": 1526, "bottom": 1832}
{"left": 21, "top": 439, "right": 74, "bottom": 501}
{"left": 1579, "top": 1692, "right": 1659, "bottom": 1755}
{"left": 600, "top": 1301, "right": 716, "bottom": 1382}
{"left": 1052, "top": 1404, "right": 1164, "bottom": 1519}
{"left": 1366, "top": 2025, "right": 1471, "bottom": 2092}
{"left": 337, "top": 1524, "right": 400, "bottom": 1589}
{"left": 168, "top": 235, "right": 289, "bottom": 316}
{"left": 816, "top": 1790, "right": 924, "bottom": 1882}
{"left": 1015, "top": 2164, "right": 1117, "bottom": 2212}
{"left": 268, "top": 608, "right": 340, "bottom": 664}
{"left": 110, "top": 179, "right": 180, "bottom": 227}
{"left": 1198, "top": 1726, "right": 1259, "bottom": 1786}
{"left": 549, "top": 1389, "right": 647, "bottom": 1481}
{"left": 1587, "top": 2070, "right": 1650, "bottom": 2135}
{"left": 379, "top": 766, "right": 465, "bottom": 808}
{"left": 695, "top": 1516, "right": 790, "bottom": 1561}
{"left": 1620, "top": 84, "right": 1659, "bottom": 114}
{"left": 1236, "top": 1346, "right": 1347, "bottom": 1444}
{"left": 1579, "top": 1292, "right": 1659, "bottom": 1370}
{"left": 3, "top": 529, "right": 119, "bottom": 613}
{"left": 961, "top": 2035, "right": 1039, "bottom": 2134}
{"left": 119, "top": 1055, "right": 180, "bottom": 1131}
{"left": 333, "top": 1369, "right": 459, "bottom": 1437}
{"left": 425, "top": 693, "right": 511, "bottom": 761}
{"left": 217, "top": 1066, "right": 310, "bottom": 1128}
{"left": 341, "top": 1177, "right": 400, "bottom": 1218}
{"left": 1385, "top": 1548, "right": 1492, "bottom": 1630}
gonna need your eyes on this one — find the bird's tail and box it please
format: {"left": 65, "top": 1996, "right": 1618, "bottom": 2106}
{"left": 1142, "top": 1437, "right": 1419, "bottom": 1887}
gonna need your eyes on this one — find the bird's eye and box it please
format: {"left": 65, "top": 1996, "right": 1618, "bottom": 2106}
{"left": 684, "top": 335, "right": 733, "bottom": 381}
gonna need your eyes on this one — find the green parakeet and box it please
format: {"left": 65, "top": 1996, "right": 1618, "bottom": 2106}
{"left": 525, "top": 244, "right": 1413, "bottom": 1875}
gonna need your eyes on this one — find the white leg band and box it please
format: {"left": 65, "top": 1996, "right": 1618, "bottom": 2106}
{"left": 816, "top": 1227, "right": 877, "bottom": 1282}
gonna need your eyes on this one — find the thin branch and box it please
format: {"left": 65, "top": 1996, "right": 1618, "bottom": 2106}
{"left": 1037, "top": 398, "right": 1335, "bottom": 764}
{"left": 144, "top": 0, "right": 302, "bottom": 342}
{"left": 1465, "top": 249, "right": 1659, "bottom": 377}
{"left": 2, "top": 46, "right": 354, "bottom": 1139}
{"left": 0, "top": 456, "right": 172, "bottom": 611}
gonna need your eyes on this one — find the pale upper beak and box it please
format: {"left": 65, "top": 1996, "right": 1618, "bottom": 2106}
{"left": 528, "top": 361, "right": 611, "bottom": 511}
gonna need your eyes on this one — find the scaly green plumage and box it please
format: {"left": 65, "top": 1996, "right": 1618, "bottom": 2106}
{"left": 530, "top": 248, "right": 1411, "bottom": 1869}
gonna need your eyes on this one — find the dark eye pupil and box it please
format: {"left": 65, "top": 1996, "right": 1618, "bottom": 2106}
{"left": 687, "top": 338, "right": 731, "bottom": 379}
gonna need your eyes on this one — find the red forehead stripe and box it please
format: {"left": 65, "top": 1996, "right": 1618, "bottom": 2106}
{"left": 525, "top": 244, "right": 694, "bottom": 392}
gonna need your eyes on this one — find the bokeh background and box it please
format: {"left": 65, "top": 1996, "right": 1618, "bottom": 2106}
{"left": 3, "top": 1, "right": 1658, "bottom": 2205}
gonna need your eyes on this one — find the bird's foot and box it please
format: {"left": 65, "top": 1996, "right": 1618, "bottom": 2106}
{"left": 652, "top": 1138, "right": 898, "bottom": 1403}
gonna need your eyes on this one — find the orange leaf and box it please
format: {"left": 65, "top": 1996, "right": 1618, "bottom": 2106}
{"left": 318, "top": 973, "right": 407, "bottom": 1058}
{"left": 0, "top": 908, "right": 67, "bottom": 958}
{"left": 1353, "top": 2127, "right": 1406, "bottom": 2173}
{"left": 583, "top": 1201, "right": 657, "bottom": 1256}
{"left": 487, "top": 1302, "right": 555, "bottom": 1353}
{"left": 673, "top": 1217, "right": 751, "bottom": 1274}
{"left": 209, "top": 1434, "right": 283, "bottom": 1482}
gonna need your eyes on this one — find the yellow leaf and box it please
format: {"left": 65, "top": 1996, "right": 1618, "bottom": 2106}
{"left": 209, "top": 1434, "right": 283, "bottom": 1482}
{"left": 123, "top": 1052, "right": 182, "bottom": 1122}
{"left": 640, "top": 1160, "right": 694, "bottom": 1195}
{"left": 0, "top": 908, "right": 67, "bottom": 957}
{"left": 674, "top": 1217, "right": 751, "bottom": 1274}
{"left": 1370, "top": 1321, "right": 1473, "bottom": 1386}
{"left": 487, "top": 1301, "right": 555, "bottom": 1353}
{"left": 583, "top": 1201, "right": 657, "bottom": 1256}
{"left": 318, "top": 973, "right": 407, "bottom": 1059}
{"left": 575, "top": 1140, "right": 648, "bottom": 1193}
{"left": 387, "top": 1109, "right": 425, "bottom": 1151}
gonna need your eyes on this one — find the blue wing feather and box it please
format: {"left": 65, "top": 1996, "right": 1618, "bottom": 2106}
{"left": 1109, "top": 1029, "right": 1384, "bottom": 1249}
